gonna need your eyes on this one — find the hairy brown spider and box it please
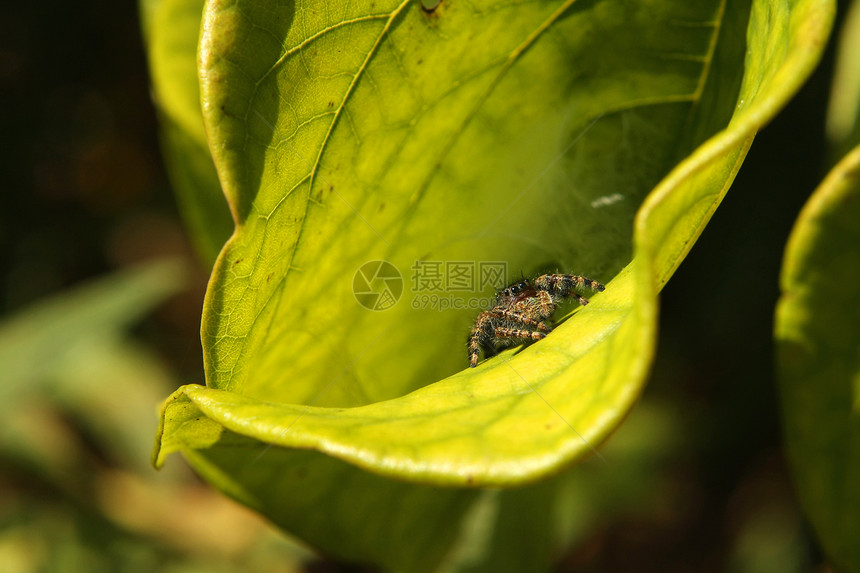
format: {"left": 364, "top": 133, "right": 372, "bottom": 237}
{"left": 468, "top": 273, "right": 605, "bottom": 368}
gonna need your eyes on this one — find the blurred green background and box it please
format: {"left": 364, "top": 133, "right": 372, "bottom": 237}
{"left": 0, "top": 0, "right": 853, "bottom": 571}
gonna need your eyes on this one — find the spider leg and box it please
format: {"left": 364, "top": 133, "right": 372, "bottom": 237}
{"left": 569, "top": 293, "right": 591, "bottom": 306}
{"left": 473, "top": 326, "right": 546, "bottom": 367}
{"left": 494, "top": 327, "right": 546, "bottom": 344}
{"left": 469, "top": 347, "right": 480, "bottom": 368}
{"left": 535, "top": 290, "right": 556, "bottom": 319}
{"left": 468, "top": 327, "right": 483, "bottom": 369}
{"left": 468, "top": 311, "right": 549, "bottom": 368}
{"left": 468, "top": 311, "right": 496, "bottom": 368}
{"left": 535, "top": 273, "right": 605, "bottom": 304}
{"left": 468, "top": 337, "right": 480, "bottom": 368}
{"left": 494, "top": 307, "right": 552, "bottom": 332}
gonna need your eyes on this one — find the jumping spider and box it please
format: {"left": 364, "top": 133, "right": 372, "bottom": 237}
{"left": 468, "top": 273, "right": 605, "bottom": 368}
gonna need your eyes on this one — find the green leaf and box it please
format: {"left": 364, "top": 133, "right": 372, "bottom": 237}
{"left": 141, "top": 0, "right": 233, "bottom": 265}
{"left": 0, "top": 259, "right": 187, "bottom": 473}
{"left": 0, "top": 259, "right": 187, "bottom": 403}
{"left": 157, "top": 389, "right": 476, "bottom": 570}
{"left": 826, "top": 0, "right": 860, "bottom": 160}
{"left": 154, "top": 0, "right": 834, "bottom": 568}
{"left": 775, "top": 144, "right": 860, "bottom": 573}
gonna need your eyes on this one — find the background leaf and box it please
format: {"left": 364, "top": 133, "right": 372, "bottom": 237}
{"left": 826, "top": 0, "right": 860, "bottom": 161}
{"left": 775, "top": 144, "right": 860, "bottom": 572}
{"left": 0, "top": 260, "right": 313, "bottom": 571}
{"left": 0, "top": 259, "right": 187, "bottom": 406}
{"left": 141, "top": 0, "right": 233, "bottom": 265}
{"left": 0, "top": 260, "right": 188, "bottom": 472}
